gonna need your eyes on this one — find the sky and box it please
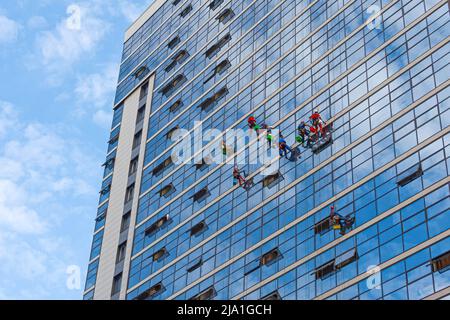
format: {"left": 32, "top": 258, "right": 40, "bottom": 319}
{"left": 0, "top": 0, "right": 153, "bottom": 300}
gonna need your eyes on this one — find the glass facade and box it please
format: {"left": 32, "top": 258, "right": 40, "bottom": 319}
{"left": 85, "top": 0, "right": 450, "bottom": 300}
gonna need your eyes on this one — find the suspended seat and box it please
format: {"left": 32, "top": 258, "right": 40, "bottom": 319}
{"left": 310, "top": 122, "right": 334, "bottom": 154}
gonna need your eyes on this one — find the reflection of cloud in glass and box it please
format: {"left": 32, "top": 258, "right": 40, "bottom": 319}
{"left": 408, "top": 274, "right": 434, "bottom": 300}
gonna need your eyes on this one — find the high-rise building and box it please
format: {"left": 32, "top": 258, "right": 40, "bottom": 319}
{"left": 84, "top": 0, "right": 450, "bottom": 300}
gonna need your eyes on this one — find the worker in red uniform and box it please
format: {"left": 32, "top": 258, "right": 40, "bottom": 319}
{"left": 310, "top": 109, "right": 325, "bottom": 137}
{"left": 233, "top": 166, "right": 247, "bottom": 188}
{"left": 248, "top": 116, "right": 261, "bottom": 135}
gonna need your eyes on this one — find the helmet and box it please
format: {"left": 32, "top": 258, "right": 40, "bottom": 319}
{"left": 248, "top": 116, "right": 256, "bottom": 123}
{"left": 313, "top": 109, "right": 319, "bottom": 114}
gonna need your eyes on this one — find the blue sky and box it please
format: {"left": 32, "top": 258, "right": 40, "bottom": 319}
{"left": 0, "top": 0, "right": 153, "bottom": 299}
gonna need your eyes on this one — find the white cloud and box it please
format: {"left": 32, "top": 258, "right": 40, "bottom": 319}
{"left": 73, "top": 62, "right": 118, "bottom": 126}
{"left": 0, "top": 180, "right": 48, "bottom": 235}
{"left": 74, "top": 63, "right": 118, "bottom": 109}
{"left": 0, "top": 156, "right": 23, "bottom": 180}
{"left": 0, "top": 103, "right": 99, "bottom": 220}
{"left": 0, "top": 101, "right": 18, "bottom": 139}
{"left": 0, "top": 100, "right": 101, "bottom": 299}
{"left": 0, "top": 231, "right": 70, "bottom": 299}
{"left": 29, "top": 0, "right": 154, "bottom": 75}
{"left": 0, "top": 15, "right": 21, "bottom": 44}
{"left": 0, "top": 0, "right": 158, "bottom": 299}
{"left": 31, "top": 3, "right": 110, "bottom": 82}
{"left": 25, "top": 0, "right": 153, "bottom": 126}
{"left": 93, "top": 109, "right": 113, "bottom": 129}
{"left": 116, "top": 0, "right": 153, "bottom": 22}
{"left": 27, "top": 16, "right": 48, "bottom": 29}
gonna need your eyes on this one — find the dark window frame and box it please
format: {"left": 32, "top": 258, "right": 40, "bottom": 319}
{"left": 203, "top": 59, "right": 231, "bottom": 84}
{"left": 314, "top": 260, "right": 335, "bottom": 280}
{"left": 189, "top": 286, "right": 216, "bottom": 301}
{"left": 129, "top": 156, "right": 139, "bottom": 176}
{"left": 100, "top": 184, "right": 111, "bottom": 196}
{"left": 261, "top": 291, "right": 282, "bottom": 300}
{"left": 95, "top": 211, "right": 107, "bottom": 223}
{"left": 397, "top": 163, "right": 423, "bottom": 187}
{"left": 145, "top": 215, "right": 171, "bottom": 236}
{"left": 244, "top": 259, "right": 260, "bottom": 275}
{"left": 186, "top": 258, "right": 203, "bottom": 273}
{"left": 431, "top": 250, "right": 450, "bottom": 273}
{"left": 314, "top": 249, "right": 359, "bottom": 279}
{"left": 168, "top": 36, "right": 181, "bottom": 50}
{"left": 190, "top": 221, "right": 208, "bottom": 237}
{"left": 209, "top": 0, "right": 224, "bottom": 11}
{"left": 152, "top": 157, "right": 174, "bottom": 177}
{"left": 260, "top": 248, "right": 283, "bottom": 266}
{"left": 111, "top": 273, "right": 123, "bottom": 296}
{"left": 192, "top": 187, "right": 211, "bottom": 203}
{"left": 116, "top": 242, "right": 127, "bottom": 264}
{"left": 262, "top": 171, "right": 283, "bottom": 188}
{"left": 120, "top": 212, "right": 131, "bottom": 232}
{"left": 136, "top": 105, "right": 146, "bottom": 124}
{"left": 125, "top": 184, "right": 135, "bottom": 203}
{"left": 313, "top": 217, "right": 332, "bottom": 235}
{"left": 133, "top": 66, "right": 149, "bottom": 80}
{"left": 102, "top": 157, "right": 115, "bottom": 170}
{"left": 132, "top": 130, "right": 143, "bottom": 149}
{"left": 160, "top": 74, "right": 187, "bottom": 97}
{"left": 205, "top": 34, "right": 231, "bottom": 58}
{"left": 152, "top": 247, "right": 168, "bottom": 262}
{"left": 199, "top": 86, "right": 228, "bottom": 111}
{"left": 179, "top": 4, "right": 193, "bottom": 17}
{"left": 166, "top": 126, "right": 180, "bottom": 140}
{"left": 216, "top": 8, "right": 235, "bottom": 24}
{"left": 108, "top": 133, "right": 120, "bottom": 145}
{"left": 159, "top": 183, "right": 176, "bottom": 198}
{"left": 335, "top": 249, "right": 358, "bottom": 270}
{"left": 164, "top": 60, "right": 178, "bottom": 73}
{"left": 139, "top": 81, "right": 149, "bottom": 100}
{"left": 169, "top": 100, "right": 183, "bottom": 113}
{"left": 134, "top": 283, "right": 165, "bottom": 300}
